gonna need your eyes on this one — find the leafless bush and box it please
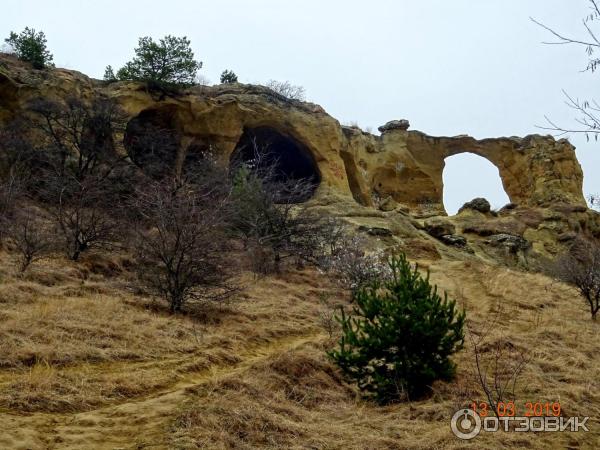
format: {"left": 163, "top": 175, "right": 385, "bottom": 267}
{"left": 467, "top": 312, "right": 529, "bottom": 418}
{"left": 265, "top": 80, "right": 306, "bottom": 101}
{"left": 230, "top": 141, "right": 341, "bottom": 272}
{"left": 27, "top": 95, "right": 127, "bottom": 182}
{"left": 0, "top": 120, "right": 36, "bottom": 229}
{"left": 48, "top": 176, "right": 121, "bottom": 261}
{"left": 24, "top": 96, "right": 129, "bottom": 260}
{"left": 318, "top": 292, "right": 343, "bottom": 340}
{"left": 129, "top": 175, "right": 238, "bottom": 313}
{"left": 554, "top": 236, "right": 600, "bottom": 319}
{"left": 5, "top": 210, "right": 53, "bottom": 272}
{"left": 319, "top": 234, "right": 392, "bottom": 292}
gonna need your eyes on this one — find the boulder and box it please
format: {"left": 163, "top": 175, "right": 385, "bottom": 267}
{"left": 378, "top": 119, "right": 410, "bottom": 133}
{"left": 459, "top": 197, "right": 491, "bottom": 214}
{"left": 440, "top": 234, "right": 467, "bottom": 247}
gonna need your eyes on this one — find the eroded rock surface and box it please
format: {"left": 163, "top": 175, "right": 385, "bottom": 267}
{"left": 0, "top": 54, "right": 596, "bottom": 263}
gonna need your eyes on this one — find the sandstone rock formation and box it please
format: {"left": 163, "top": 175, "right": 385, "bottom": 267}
{"left": 0, "top": 54, "right": 587, "bottom": 213}
{"left": 0, "top": 54, "right": 596, "bottom": 261}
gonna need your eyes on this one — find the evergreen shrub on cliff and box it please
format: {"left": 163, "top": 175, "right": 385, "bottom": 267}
{"left": 4, "top": 27, "right": 53, "bottom": 69}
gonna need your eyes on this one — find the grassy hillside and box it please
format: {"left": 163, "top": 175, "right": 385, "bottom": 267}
{"left": 0, "top": 244, "right": 598, "bottom": 449}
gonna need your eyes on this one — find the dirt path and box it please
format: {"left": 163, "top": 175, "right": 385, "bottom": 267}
{"left": 2, "top": 332, "right": 322, "bottom": 450}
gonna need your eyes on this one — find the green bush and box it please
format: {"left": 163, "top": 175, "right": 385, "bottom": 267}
{"left": 4, "top": 27, "right": 54, "bottom": 69}
{"left": 114, "top": 35, "right": 202, "bottom": 87}
{"left": 329, "top": 254, "right": 465, "bottom": 403}
{"left": 220, "top": 69, "right": 238, "bottom": 84}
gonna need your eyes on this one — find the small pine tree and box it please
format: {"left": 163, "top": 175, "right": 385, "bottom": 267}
{"left": 329, "top": 254, "right": 465, "bottom": 403}
{"left": 103, "top": 65, "right": 117, "bottom": 82}
{"left": 4, "top": 27, "right": 54, "bottom": 69}
{"left": 114, "top": 35, "right": 202, "bottom": 87}
{"left": 220, "top": 69, "right": 238, "bottom": 84}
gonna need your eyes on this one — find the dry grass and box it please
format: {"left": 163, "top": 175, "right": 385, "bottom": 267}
{"left": 0, "top": 250, "right": 333, "bottom": 415}
{"left": 0, "top": 243, "right": 599, "bottom": 448}
{"left": 170, "top": 260, "right": 600, "bottom": 449}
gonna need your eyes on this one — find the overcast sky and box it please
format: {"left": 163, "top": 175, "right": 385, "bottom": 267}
{"left": 2, "top": 0, "right": 598, "bottom": 213}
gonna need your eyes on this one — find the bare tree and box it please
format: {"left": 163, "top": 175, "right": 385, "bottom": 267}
{"left": 130, "top": 174, "right": 238, "bottom": 313}
{"left": 28, "top": 96, "right": 127, "bottom": 181}
{"left": 25, "top": 96, "right": 129, "bottom": 260}
{"left": 47, "top": 176, "right": 121, "bottom": 261}
{"left": 5, "top": 210, "right": 52, "bottom": 272}
{"left": 532, "top": 1, "right": 600, "bottom": 137}
{"left": 554, "top": 237, "right": 600, "bottom": 319}
{"left": 265, "top": 80, "right": 306, "bottom": 101}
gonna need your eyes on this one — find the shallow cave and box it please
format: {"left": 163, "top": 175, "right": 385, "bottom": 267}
{"left": 230, "top": 126, "right": 320, "bottom": 201}
{"left": 124, "top": 108, "right": 180, "bottom": 178}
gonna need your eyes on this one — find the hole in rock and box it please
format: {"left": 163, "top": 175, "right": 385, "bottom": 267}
{"left": 443, "top": 153, "right": 509, "bottom": 215}
{"left": 230, "top": 126, "right": 320, "bottom": 202}
{"left": 124, "top": 108, "right": 180, "bottom": 178}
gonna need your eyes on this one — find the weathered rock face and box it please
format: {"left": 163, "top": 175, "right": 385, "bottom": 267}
{"left": 343, "top": 129, "right": 586, "bottom": 213}
{"left": 0, "top": 54, "right": 588, "bottom": 214}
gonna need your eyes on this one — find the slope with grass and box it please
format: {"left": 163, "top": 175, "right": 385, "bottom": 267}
{"left": 0, "top": 238, "right": 598, "bottom": 449}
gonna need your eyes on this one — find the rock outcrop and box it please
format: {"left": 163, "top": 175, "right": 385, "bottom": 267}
{"left": 0, "top": 54, "right": 587, "bottom": 215}
{"left": 0, "top": 54, "right": 596, "bottom": 262}
{"left": 459, "top": 197, "right": 492, "bottom": 214}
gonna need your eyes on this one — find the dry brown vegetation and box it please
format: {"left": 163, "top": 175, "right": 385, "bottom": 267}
{"left": 0, "top": 240, "right": 598, "bottom": 449}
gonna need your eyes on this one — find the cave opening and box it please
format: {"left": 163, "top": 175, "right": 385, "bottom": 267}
{"left": 230, "top": 126, "right": 320, "bottom": 202}
{"left": 443, "top": 153, "right": 510, "bottom": 215}
{"left": 124, "top": 108, "right": 180, "bottom": 178}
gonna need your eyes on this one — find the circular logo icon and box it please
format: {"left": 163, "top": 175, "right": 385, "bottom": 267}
{"left": 451, "top": 409, "right": 482, "bottom": 440}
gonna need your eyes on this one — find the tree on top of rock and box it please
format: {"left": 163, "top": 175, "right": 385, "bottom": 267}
{"left": 114, "top": 36, "right": 202, "bottom": 87}
{"left": 4, "top": 27, "right": 54, "bottom": 69}
{"left": 220, "top": 70, "right": 238, "bottom": 84}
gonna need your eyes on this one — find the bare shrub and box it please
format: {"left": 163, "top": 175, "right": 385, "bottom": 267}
{"left": 554, "top": 236, "right": 600, "bottom": 319}
{"left": 129, "top": 174, "right": 238, "bottom": 313}
{"left": 5, "top": 210, "right": 52, "bottom": 272}
{"left": 27, "top": 96, "right": 127, "bottom": 182}
{"left": 0, "top": 120, "right": 36, "bottom": 233}
{"left": 317, "top": 292, "right": 342, "bottom": 340}
{"left": 265, "top": 80, "right": 306, "bottom": 101}
{"left": 25, "top": 96, "right": 128, "bottom": 260}
{"left": 466, "top": 305, "right": 529, "bottom": 417}
{"left": 319, "top": 233, "right": 392, "bottom": 292}
{"left": 48, "top": 176, "right": 121, "bottom": 261}
{"left": 230, "top": 142, "right": 340, "bottom": 273}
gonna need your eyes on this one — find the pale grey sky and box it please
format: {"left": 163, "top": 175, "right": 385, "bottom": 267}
{"left": 2, "top": 0, "right": 598, "bottom": 213}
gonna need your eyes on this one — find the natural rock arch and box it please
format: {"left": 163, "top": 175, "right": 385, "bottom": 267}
{"left": 442, "top": 153, "right": 510, "bottom": 214}
{"left": 358, "top": 131, "right": 586, "bottom": 213}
